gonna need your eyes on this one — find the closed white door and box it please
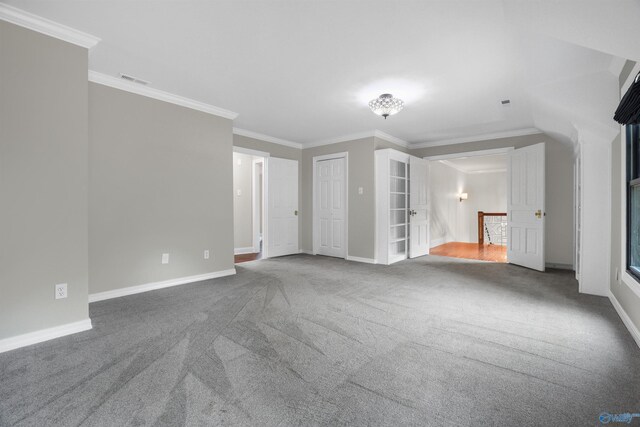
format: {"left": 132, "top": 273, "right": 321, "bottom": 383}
{"left": 409, "top": 156, "right": 429, "bottom": 258}
{"left": 315, "top": 158, "right": 346, "bottom": 258}
{"left": 507, "top": 143, "right": 545, "bottom": 271}
{"left": 266, "top": 157, "right": 298, "bottom": 258}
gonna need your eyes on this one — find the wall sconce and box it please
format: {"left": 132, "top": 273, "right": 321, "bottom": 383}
{"left": 459, "top": 192, "right": 468, "bottom": 202}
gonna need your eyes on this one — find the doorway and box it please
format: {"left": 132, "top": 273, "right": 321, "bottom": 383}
{"left": 233, "top": 148, "right": 266, "bottom": 264}
{"left": 313, "top": 153, "right": 348, "bottom": 259}
{"left": 426, "top": 144, "right": 546, "bottom": 271}
{"left": 426, "top": 149, "right": 510, "bottom": 263}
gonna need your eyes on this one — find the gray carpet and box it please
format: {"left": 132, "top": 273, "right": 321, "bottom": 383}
{"left": 1, "top": 254, "right": 639, "bottom": 426}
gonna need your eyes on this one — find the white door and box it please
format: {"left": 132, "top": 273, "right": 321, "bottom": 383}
{"left": 507, "top": 143, "right": 545, "bottom": 271}
{"left": 409, "top": 156, "right": 429, "bottom": 258}
{"left": 315, "top": 158, "right": 346, "bottom": 258}
{"left": 266, "top": 157, "right": 298, "bottom": 258}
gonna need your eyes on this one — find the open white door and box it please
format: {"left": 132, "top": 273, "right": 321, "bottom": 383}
{"left": 507, "top": 143, "right": 545, "bottom": 271}
{"left": 265, "top": 157, "right": 298, "bottom": 258}
{"left": 409, "top": 156, "right": 429, "bottom": 258}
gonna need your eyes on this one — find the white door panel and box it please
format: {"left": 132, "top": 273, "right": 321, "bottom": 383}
{"left": 315, "top": 157, "right": 346, "bottom": 258}
{"left": 266, "top": 157, "right": 298, "bottom": 258}
{"left": 507, "top": 143, "right": 545, "bottom": 271}
{"left": 409, "top": 156, "right": 429, "bottom": 258}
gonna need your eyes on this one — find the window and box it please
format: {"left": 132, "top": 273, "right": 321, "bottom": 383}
{"left": 627, "top": 124, "right": 640, "bottom": 280}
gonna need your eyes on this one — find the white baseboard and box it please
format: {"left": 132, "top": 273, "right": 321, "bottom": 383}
{"left": 299, "top": 249, "right": 314, "bottom": 255}
{"left": 346, "top": 256, "right": 377, "bottom": 264}
{"left": 609, "top": 290, "right": 640, "bottom": 349}
{"left": 89, "top": 269, "right": 237, "bottom": 303}
{"left": 234, "top": 247, "right": 255, "bottom": 255}
{"left": 545, "top": 262, "right": 574, "bottom": 270}
{"left": 0, "top": 318, "right": 92, "bottom": 354}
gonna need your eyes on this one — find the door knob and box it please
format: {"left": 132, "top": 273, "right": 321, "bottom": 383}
{"left": 535, "top": 209, "right": 542, "bottom": 218}
{"left": 294, "top": 210, "right": 298, "bottom": 216}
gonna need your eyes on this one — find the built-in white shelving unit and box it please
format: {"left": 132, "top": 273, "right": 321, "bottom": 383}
{"left": 376, "top": 149, "right": 411, "bottom": 264}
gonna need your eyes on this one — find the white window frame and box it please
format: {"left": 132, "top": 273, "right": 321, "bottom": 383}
{"left": 620, "top": 63, "right": 640, "bottom": 299}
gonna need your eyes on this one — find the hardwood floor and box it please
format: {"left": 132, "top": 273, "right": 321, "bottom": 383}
{"left": 234, "top": 252, "right": 261, "bottom": 263}
{"left": 430, "top": 242, "right": 507, "bottom": 263}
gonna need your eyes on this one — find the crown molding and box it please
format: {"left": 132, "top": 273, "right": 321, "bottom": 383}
{"left": 233, "top": 128, "right": 302, "bottom": 149}
{"left": 304, "top": 131, "right": 374, "bottom": 149}
{"left": 469, "top": 168, "right": 507, "bottom": 174}
{"left": 411, "top": 128, "right": 542, "bottom": 149}
{"left": 89, "top": 71, "right": 238, "bottom": 119}
{"left": 438, "top": 159, "right": 506, "bottom": 175}
{"left": 304, "top": 129, "right": 407, "bottom": 150}
{"left": 373, "top": 130, "right": 409, "bottom": 148}
{"left": 0, "top": 3, "right": 100, "bottom": 49}
{"left": 438, "top": 159, "right": 467, "bottom": 173}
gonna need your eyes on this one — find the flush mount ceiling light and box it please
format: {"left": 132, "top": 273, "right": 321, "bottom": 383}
{"left": 368, "top": 93, "right": 404, "bottom": 119}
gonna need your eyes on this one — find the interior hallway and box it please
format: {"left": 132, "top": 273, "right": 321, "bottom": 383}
{"left": 234, "top": 252, "right": 261, "bottom": 264}
{"left": 1, "top": 255, "right": 637, "bottom": 426}
{"left": 431, "top": 242, "right": 507, "bottom": 263}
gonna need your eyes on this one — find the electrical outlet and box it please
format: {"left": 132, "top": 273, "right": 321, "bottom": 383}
{"left": 237, "top": 189, "right": 242, "bottom": 196}
{"left": 204, "top": 250, "right": 210, "bottom": 259}
{"left": 162, "top": 253, "right": 169, "bottom": 264}
{"left": 358, "top": 187, "right": 364, "bottom": 195}
{"left": 55, "top": 283, "right": 67, "bottom": 299}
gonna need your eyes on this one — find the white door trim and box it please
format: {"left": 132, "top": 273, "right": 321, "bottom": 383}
{"left": 233, "top": 147, "right": 267, "bottom": 260}
{"left": 233, "top": 146, "right": 270, "bottom": 158}
{"left": 423, "top": 147, "right": 514, "bottom": 162}
{"left": 312, "top": 152, "right": 349, "bottom": 258}
{"left": 252, "top": 159, "right": 264, "bottom": 253}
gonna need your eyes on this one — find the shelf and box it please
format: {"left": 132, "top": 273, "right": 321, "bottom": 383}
{"left": 390, "top": 237, "right": 407, "bottom": 243}
{"left": 390, "top": 192, "right": 406, "bottom": 195}
{"left": 390, "top": 176, "right": 406, "bottom": 179}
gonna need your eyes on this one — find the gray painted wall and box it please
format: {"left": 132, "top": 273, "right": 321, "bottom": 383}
{"left": 411, "top": 133, "right": 575, "bottom": 267}
{"left": 89, "top": 83, "right": 234, "bottom": 294}
{"left": 233, "top": 152, "right": 254, "bottom": 250}
{"left": 0, "top": 21, "right": 89, "bottom": 339}
{"left": 301, "top": 138, "right": 376, "bottom": 259}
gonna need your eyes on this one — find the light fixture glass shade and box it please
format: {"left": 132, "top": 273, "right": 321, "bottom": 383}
{"left": 369, "top": 93, "right": 404, "bottom": 119}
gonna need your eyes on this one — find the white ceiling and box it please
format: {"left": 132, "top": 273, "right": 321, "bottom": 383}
{"left": 3, "top": 0, "right": 631, "bottom": 147}
{"left": 440, "top": 153, "right": 506, "bottom": 174}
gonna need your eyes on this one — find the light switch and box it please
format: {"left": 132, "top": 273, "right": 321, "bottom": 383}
{"left": 358, "top": 187, "right": 364, "bottom": 195}
{"left": 204, "top": 250, "right": 210, "bottom": 259}
{"left": 237, "top": 189, "right": 242, "bottom": 196}
{"left": 162, "top": 253, "right": 169, "bottom": 264}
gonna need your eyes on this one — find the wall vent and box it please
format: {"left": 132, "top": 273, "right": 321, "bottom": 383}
{"left": 119, "top": 73, "right": 150, "bottom": 86}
